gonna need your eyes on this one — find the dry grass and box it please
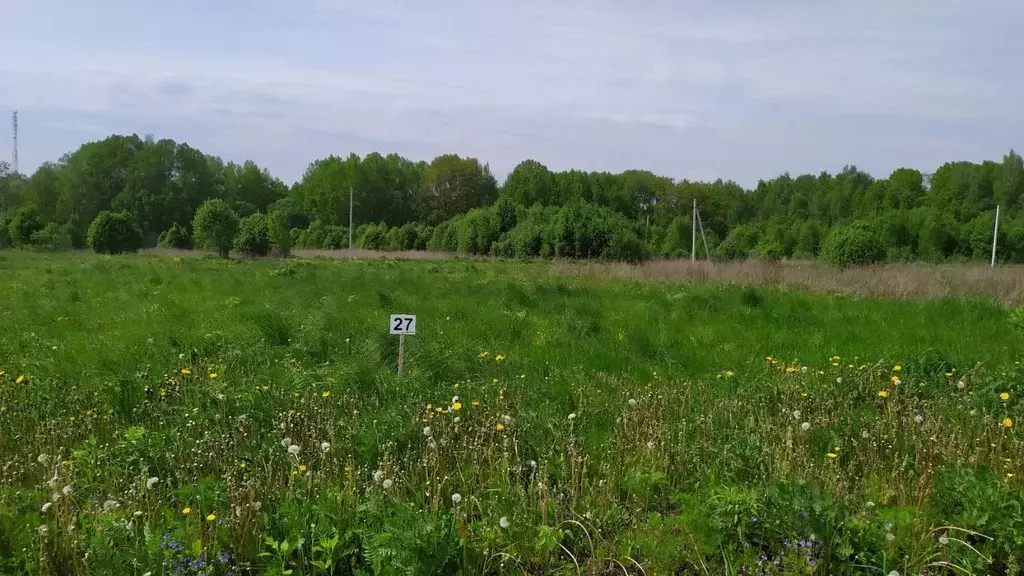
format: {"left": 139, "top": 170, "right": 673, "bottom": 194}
{"left": 553, "top": 259, "right": 1024, "bottom": 305}
{"left": 140, "top": 247, "right": 455, "bottom": 260}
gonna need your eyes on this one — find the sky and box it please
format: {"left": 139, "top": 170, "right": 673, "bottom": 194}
{"left": 1, "top": 0, "right": 1022, "bottom": 187}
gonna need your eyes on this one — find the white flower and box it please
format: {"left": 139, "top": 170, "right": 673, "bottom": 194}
{"left": 866, "top": 501, "right": 875, "bottom": 507}
{"left": 37, "top": 525, "right": 48, "bottom": 535}
{"left": 102, "top": 500, "right": 119, "bottom": 514}
{"left": 792, "top": 410, "right": 801, "bottom": 419}
{"left": 502, "top": 414, "right": 513, "bottom": 425}
{"left": 567, "top": 413, "right": 576, "bottom": 421}
{"left": 452, "top": 396, "right": 459, "bottom": 404}
{"left": 133, "top": 510, "right": 143, "bottom": 518}
{"left": 628, "top": 399, "right": 637, "bottom": 407}
{"left": 373, "top": 470, "right": 385, "bottom": 483}
{"left": 41, "top": 502, "right": 52, "bottom": 513}
{"left": 216, "top": 393, "right": 225, "bottom": 401}
{"left": 885, "top": 533, "right": 895, "bottom": 542}
{"left": 51, "top": 492, "right": 60, "bottom": 502}
{"left": 451, "top": 493, "right": 462, "bottom": 505}
{"left": 61, "top": 485, "right": 72, "bottom": 496}
{"left": 499, "top": 516, "right": 510, "bottom": 529}
{"left": 143, "top": 572, "right": 152, "bottom": 576}
{"left": 893, "top": 379, "right": 902, "bottom": 386}
{"left": 861, "top": 430, "right": 870, "bottom": 438}
{"left": 957, "top": 380, "right": 966, "bottom": 390}
{"left": 914, "top": 414, "right": 924, "bottom": 424}
{"left": 887, "top": 571, "right": 899, "bottom": 576}
{"left": 287, "top": 444, "right": 301, "bottom": 456}
{"left": 320, "top": 441, "right": 331, "bottom": 453}
{"left": 836, "top": 377, "right": 843, "bottom": 384}
{"left": 938, "top": 533, "right": 949, "bottom": 545}
{"left": 453, "top": 417, "right": 460, "bottom": 424}
{"left": 146, "top": 477, "right": 159, "bottom": 490}
{"left": 801, "top": 422, "right": 811, "bottom": 431}
{"left": 423, "top": 426, "right": 432, "bottom": 437}
{"left": 529, "top": 460, "right": 537, "bottom": 468}
{"left": 37, "top": 454, "right": 49, "bottom": 465}
{"left": 281, "top": 437, "right": 292, "bottom": 449}
{"left": 800, "top": 366, "right": 808, "bottom": 373}
{"left": 46, "top": 474, "right": 59, "bottom": 490}
{"left": 646, "top": 441, "right": 654, "bottom": 450}
{"left": 382, "top": 479, "right": 393, "bottom": 490}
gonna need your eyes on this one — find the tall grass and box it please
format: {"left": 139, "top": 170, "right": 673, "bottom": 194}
{"left": 0, "top": 251, "right": 1021, "bottom": 574}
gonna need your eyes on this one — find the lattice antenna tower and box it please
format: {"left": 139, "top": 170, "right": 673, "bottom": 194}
{"left": 11, "top": 111, "right": 17, "bottom": 174}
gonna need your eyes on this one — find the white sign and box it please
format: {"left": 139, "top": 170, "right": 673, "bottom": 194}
{"left": 390, "top": 314, "right": 416, "bottom": 335}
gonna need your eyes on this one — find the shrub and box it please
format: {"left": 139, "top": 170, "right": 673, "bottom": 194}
{"left": 7, "top": 206, "right": 42, "bottom": 248}
{"left": 753, "top": 237, "right": 784, "bottom": 262}
{"left": 267, "top": 210, "right": 292, "bottom": 257}
{"left": 234, "top": 213, "right": 271, "bottom": 257}
{"left": 820, "top": 222, "right": 886, "bottom": 268}
{"left": 192, "top": 199, "right": 239, "bottom": 258}
{"left": 31, "top": 222, "right": 72, "bottom": 252}
{"left": 716, "top": 224, "right": 760, "bottom": 261}
{"left": 87, "top": 211, "right": 143, "bottom": 254}
{"left": 358, "top": 223, "right": 389, "bottom": 250}
{"left": 457, "top": 209, "right": 498, "bottom": 255}
{"left": 158, "top": 223, "right": 191, "bottom": 249}
{"left": 603, "top": 228, "right": 645, "bottom": 262}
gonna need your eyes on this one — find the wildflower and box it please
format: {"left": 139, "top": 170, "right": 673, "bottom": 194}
{"left": 61, "top": 485, "right": 72, "bottom": 496}
{"left": 471, "top": 401, "right": 480, "bottom": 407}
{"left": 496, "top": 423, "right": 505, "bottom": 431}
{"left": 800, "top": 366, "right": 808, "bottom": 373}
{"left": 382, "top": 479, "right": 393, "bottom": 490}
{"left": 1009, "top": 473, "right": 1015, "bottom": 478}
{"left": 102, "top": 500, "right": 119, "bottom": 513}
{"left": 320, "top": 441, "right": 331, "bottom": 453}
{"left": 1001, "top": 392, "right": 1010, "bottom": 401}
{"left": 373, "top": 470, "right": 385, "bottom": 483}
{"left": 321, "top": 391, "right": 330, "bottom": 398}
{"left": 477, "top": 351, "right": 489, "bottom": 359}
{"left": 208, "top": 373, "right": 218, "bottom": 379}
{"left": 888, "top": 571, "right": 899, "bottom": 576}
{"left": 893, "top": 365, "right": 902, "bottom": 372}
{"left": 182, "top": 507, "right": 191, "bottom": 515}
{"left": 37, "top": 525, "right": 48, "bottom": 535}
{"left": 792, "top": 410, "right": 801, "bottom": 419}
{"left": 499, "top": 516, "right": 510, "bottom": 529}
{"left": 133, "top": 510, "right": 142, "bottom": 518}
{"left": 568, "top": 413, "right": 576, "bottom": 421}
{"left": 1004, "top": 417, "right": 1014, "bottom": 428}
{"left": 836, "top": 377, "right": 843, "bottom": 384}
{"left": 914, "top": 414, "right": 924, "bottom": 424}
{"left": 288, "top": 444, "right": 301, "bottom": 456}
{"left": 957, "top": 380, "right": 966, "bottom": 390}
{"left": 281, "top": 438, "right": 292, "bottom": 449}
{"left": 451, "top": 402, "right": 462, "bottom": 411}
{"left": 503, "top": 414, "right": 513, "bottom": 425}
{"left": 146, "top": 477, "right": 159, "bottom": 490}
{"left": 878, "top": 390, "right": 889, "bottom": 398}
{"left": 495, "top": 354, "right": 506, "bottom": 362}
{"left": 938, "top": 533, "right": 949, "bottom": 545}
{"left": 890, "top": 375, "right": 901, "bottom": 383}
{"left": 298, "top": 464, "right": 308, "bottom": 473}
{"left": 801, "top": 422, "right": 811, "bottom": 431}
{"left": 37, "top": 454, "right": 49, "bottom": 465}
{"left": 180, "top": 369, "right": 191, "bottom": 376}
{"left": 827, "top": 453, "right": 838, "bottom": 460}
{"left": 628, "top": 398, "right": 638, "bottom": 407}
{"left": 16, "top": 375, "right": 25, "bottom": 384}
{"left": 41, "top": 502, "right": 52, "bottom": 513}
{"left": 451, "top": 493, "right": 462, "bottom": 505}
{"left": 725, "top": 370, "right": 734, "bottom": 377}
{"left": 785, "top": 367, "right": 797, "bottom": 374}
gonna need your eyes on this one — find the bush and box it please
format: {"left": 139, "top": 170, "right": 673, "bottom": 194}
{"left": 457, "top": 209, "right": 498, "bottom": 255}
{"left": 234, "top": 213, "right": 271, "bottom": 257}
{"left": 193, "top": 199, "right": 239, "bottom": 258}
{"left": 267, "top": 210, "right": 292, "bottom": 257}
{"left": 87, "top": 211, "right": 143, "bottom": 254}
{"left": 603, "top": 228, "right": 646, "bottom": 262}
{"left": 753, "top": 237, "right": 784, "bottom": 262}
{"left": 7, "top": 206, "right": 42, "bottom": 248}
{"left": 158, "top": 223, "right": 191, "bottom": 249}
{"left": 820, "top": 222, "right": 886, "bottom": 268}
{"left": 716, "top": 224, "right": 760, "bottom": 261}
{"left": 358, "top": 223, "right": 389, "bottom": 250}
{"left": 31, "top": 222, "right": 72, "bottom": 252}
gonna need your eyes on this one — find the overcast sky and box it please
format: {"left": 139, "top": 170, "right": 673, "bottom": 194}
{"left": 2, "top": 0, "right": 1022, "bottom": 187}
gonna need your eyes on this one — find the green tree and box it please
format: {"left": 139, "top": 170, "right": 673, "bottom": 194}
{"left": 8, "top": 206, "right": 43, "bottom": 248}
{"left": 192, "top": 199, "right": 239, "bottom": 258}
{"left": 820, "top": 221, "right": 886, "bottom": 268}
{"left": 422, "top": 154, "right": 498, "bottom": 224}
{"left": 87, "top": 211, "right": 144, "bottom": 254}
{"left": 501, "top": 160, "right": 556, "bottom": 207}
{"left": 268, "top": 210, "right": 292, "bottom": 257}
{"left": 234, "top": 213, "right": 271, "bottom": 257}
{"left": 158, "top": 223, "right": 191, "bottom": 249}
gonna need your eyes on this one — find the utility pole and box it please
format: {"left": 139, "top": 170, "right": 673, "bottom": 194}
{"left": 991, "top": 204, "right": 1000, "bottom": 267}
{"left": 11, "top": 111, "right": 18, "bottom": 174}
{"left": 348, "top": 186, "right": 354, "bottom": 249}
{"left": 691, "top": 198, "right": 697, "bottom": 262}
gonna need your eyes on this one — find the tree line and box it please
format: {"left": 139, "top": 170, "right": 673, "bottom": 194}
{"left": 1, "top": 133, "right": 1022, "bottom": 264}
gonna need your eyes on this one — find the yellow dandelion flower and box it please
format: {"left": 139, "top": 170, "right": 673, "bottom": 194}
{"left": 492, "top": 378, "right": 498, "bottom": 384}
{"left": 298, "top": 465, "right": 307, "bottom": 472}
{"left": 495, "top": 354, "right": 506, "bottom": 362}
{"left": 827, "top": 453, "right": 838, "bottom": 459}
{"left": 15, "top": 375, "right": 25, "bottom": 384}
{"left": 471, "top": 401, "right": 480, "bottom": 407}
{"left": 208, "top": 373, "right": 218, "bottom": 379}
{"left": 786, "top": 367, "right": 797, "bottom": 374}
{"left": 181, "top": 368, "right": 191, "bottom": 376}
{"left": 725, "top": 370, "right": 734, "bottom": 377}
{"left": 259, "top": 385, "right": 269, "bottom": 391}
{"left": 878, "top": 390, "right": 890, "bottom": 398}
{"left": 496, "top": 423, "right": 505, "bottom": 431}
{"left": 1004, "top": 417, "right": 1014, "bottom": 428}
{"left": 1001, "top": 392, "right": 1010, "bottom": 401}
{"left": 944, "top": 371, "right": 953, "bottom": 377}
{"left": 435, "top": 407, "right": 444, "bottom": 413}
{"left": 1008, "top": 473, "right": 1015, "bottom": 478}
{"left": 206, "top": 513, "right": 216, "bottom": 522}
{"left": 478, "top": 351, "right": 489, "bottom": 359}
{"left": 893, "top": 365, "right": 902, "bottom": 372}
{"left": 890, "top": 375, "right": 901, "bottom": 383}
{"left": 321, "top": 391, "right": 331, "bottom": 398}
{"left": 831, "top": 362, "right": 839, "bottom": 367}
{"left": 182, "top": 507, "right": 191, "bottom": 515}
{"left": 452, "top": 402, "right": 462, "bottom": 411}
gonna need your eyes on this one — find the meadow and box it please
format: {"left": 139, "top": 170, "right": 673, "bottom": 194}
{"left": 0, "top": 251, "right": 1022, "bottom": 575}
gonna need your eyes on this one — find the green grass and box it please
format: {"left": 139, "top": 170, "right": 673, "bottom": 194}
{"left": 0, "top": 251, "right": 1022, "bottom": 575}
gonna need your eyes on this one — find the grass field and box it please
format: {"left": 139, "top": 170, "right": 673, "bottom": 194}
{"left": 1, "top": 251, "right": 1022, "bottom": 575}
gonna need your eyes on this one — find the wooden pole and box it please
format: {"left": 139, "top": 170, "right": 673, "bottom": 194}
{"left": 397, "top": 334, "right": 405, "bottom": 375}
